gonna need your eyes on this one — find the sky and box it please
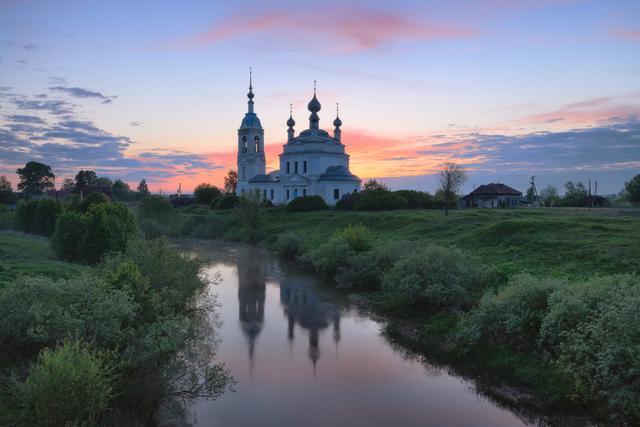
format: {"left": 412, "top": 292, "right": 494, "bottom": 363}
{"left": 1, "top": 0, "right": 639, "bottom": 194}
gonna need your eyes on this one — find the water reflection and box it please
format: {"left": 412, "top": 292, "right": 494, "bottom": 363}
{"left": 178, "top": 241, "right": 578, "bottom": 427}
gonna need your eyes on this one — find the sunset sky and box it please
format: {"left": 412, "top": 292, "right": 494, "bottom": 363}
{"left": 1, "top": 0, "right": 639, "bottom": 194}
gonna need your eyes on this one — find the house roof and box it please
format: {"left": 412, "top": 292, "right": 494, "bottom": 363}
{"left": 318, "top": 165, "right": 361, "bottom": 182}
{"left": 467, "top": 183, "right": 522, "bottom": 196}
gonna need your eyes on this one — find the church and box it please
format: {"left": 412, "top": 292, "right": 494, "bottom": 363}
{"left": 236, "top": 76, "right": 361, "bottom": 205}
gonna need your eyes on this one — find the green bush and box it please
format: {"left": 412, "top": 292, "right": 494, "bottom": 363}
{"left": 181, "top": 214, "right": 228, "bottom": 239}
{"left": 0, "top": 205, "right": 15, "bottom": 230}
{"left": 15, "top": 199, "right": 62, "bottom": 236}
{"left": 336, "top": 192, "right": 360, "bottom": 210}
{"left": 304, "top": 225, "right": 373, "bottom": 277}
{"left": 286, "top": 195, "right": 327, "bottom": 212}
{"left": 540, "top": 274, "right": 640, "bottom": 421}
{"left": 353, "top": 190, "right": 408, "bottom": 211}
{"left": 212, "top": 193, "right": 239, "bottom": 209}
{"left": 381, "top": 245, "right": 493, "bottom": 311}
{"left": 194, "top": 183, "right": 222, "bottom": 205}
{"left": 393, "top": 190, "right": 432, "bottom": 209}
{"left": 0, "top": 275, "right": 135, "bottom": 353}
{"left": 81, "top": 191, "right": 109, "bottom": 212}
{"left": 138, "top": 195, "right": 173, "bottom": 220}
{"left": 4, "top": 340, "right": 114, "bottom": 426}
{"left": 137, "top": 218, "right": 164, "bottom": 239}
{"left": 457, "top": 275, "right": 564, "bottom": 350}
{"left": 273, "top": 232, "right": 305, "bottom": 259}
{"left": 52, "top": 202, "right": 137, "bottom": 264}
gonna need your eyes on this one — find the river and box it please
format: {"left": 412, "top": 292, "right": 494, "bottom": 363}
{"left": 178, "top": 240, "right": 536, "bottom": 427}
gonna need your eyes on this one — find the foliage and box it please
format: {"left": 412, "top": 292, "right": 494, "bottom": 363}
{"left": 438, "top": 162, "right": 467, "bottom": 215}
{"left": 16, "top": 161, "right": 55, "bottom": 196}
{"left": 138, "top": 195, "right": 174, "bottom": 220}
{"left": 304, "top": 224, "right": 373, "bottom": 276}
{"left": 0, "top": 176, "right": 17, "bottom": 205}
{"left": 393, "top": 190, "right": 432, "bottom": 209}
{"left": 0, "top": 205, "right": 15, "bottom": 230}
{"left": 194, "top": 183, "right": 223, "bottom": 205}
{"left": 0, "top": 175, "right": 11, "bottom": 192}
{"left": 457, "top": 275, "right": 563, "bottom": 350}
{"left": 286, "top": 195, "right": 327, "bottom": 212}
{"left": 234, "top": 190, "right": 263, "bottom": 241}
{"left": 181, "top": 213, "right": 228, "bottom": 239}
{"left": 169, "top": 194, "right": 195, "bottom": 208}
{"left": 53, "top": 202, "right": 137, "bottom": 264}
{"left": 15, "top": 199, "right": 62, "bottom": 236}
{"left": 540, "top": 185, "right": 561, "bottom": 207}
{"left": 0, "top": 275, "right": 134, "bottom": 353}
{"left": 362, "top": 179, "right": 389, "bottom": 192}
{"left": 353, "top": 190, "right": 408, "bottom": 211}
{"left": 61, "top": 178, "right": 75, "bottom": 192}
{"left": 539, "top": 274, "right": 640, "bottom": 421}
{"left": 381, "top": 245, "right": 493, "bottom": 311}
{"left": 624, "top": 174, "right": 640, "bottom": 203}
{"left": 213, "top": 193, "right": 239, "bottom": 209}
{"left": 112, "top": 179, "right": 136, "bottom": 201}
{"left": 2, "top": 340, "right": 114, "bottom": 426}
{"left": 561, "top": 181, "right": 588, "bottom": 207}
{"left": 137, "top": 195, "right": 181, "bottom": 237}
{"left": 335, "top": 192, "right": 360, "bottom": 210}
{"left": 137, "top": 179, "right": 149, "bottom": 198}
{"left": 73, "top": 169, "right": 98, "bottom": 196}
{"left": 82, "top": 190, "right": 109, "bottom": 211}
{"left": 273, "top": 232, "right": 306, "bottom": 260}
{"left": 223, "top": 170, "right": 238, "bottom": 194}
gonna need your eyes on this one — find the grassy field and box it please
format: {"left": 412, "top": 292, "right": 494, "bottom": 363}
{"left": 193, "top": 207, "right": 640, "bottom": 279}
{"left": 0, "top": 232, "right": 91, "bottom": 286}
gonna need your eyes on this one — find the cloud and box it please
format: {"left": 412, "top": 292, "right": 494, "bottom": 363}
{"left": 12, "top": 98, "right": 74, "bottom": 116}
{"left": 171, "top": 6, "right": 476, "bottom": 53}
{"left": 612, "top": 29, "right": 640, "bottom": 41}
{"left": 49, "top": 86, "right": 116, "bottom": 104}
{"left": 130, "top": 121, "right": 142, "bottom": 126}
{"left": 22, "top": 43, "right": 38, "bottom": 50}
{"left": 5, "top": 114, "right": 48, "bottom": 124}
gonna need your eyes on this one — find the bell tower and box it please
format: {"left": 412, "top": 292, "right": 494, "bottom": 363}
{"left": 237, "top": 68, "right": 265, "bottom": 194}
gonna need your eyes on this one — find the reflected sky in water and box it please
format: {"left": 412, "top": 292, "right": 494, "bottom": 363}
{"left": 181, "top": 241, "right": 529, "bottom": 427}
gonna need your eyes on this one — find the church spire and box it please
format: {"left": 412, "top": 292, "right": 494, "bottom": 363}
{"left": 247, "top": 67, "right": 255, "bottom": 113}
{"left": 307, "top": 80, "right": 321, "bottom": 130}
{"left": 287, "top": 103, "right": 296, "bottom": 142}
{"left": 333, "top": 102, "right": 342, "bottom": 142}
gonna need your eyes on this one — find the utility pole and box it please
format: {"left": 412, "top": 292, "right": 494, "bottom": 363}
{"left": 589, "top": 179, "right": 592, "bottom": 211}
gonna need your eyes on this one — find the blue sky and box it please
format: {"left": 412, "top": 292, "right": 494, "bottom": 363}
{"left": 1, "top": 0, "right": 639, "bottom": 193}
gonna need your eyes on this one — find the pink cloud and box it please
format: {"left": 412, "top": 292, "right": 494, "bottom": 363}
{"left": 612, "top": 29, "right": 640, "bottom": 41}
{"left": 171, "top": 7, "right": 476, "bottom": 53}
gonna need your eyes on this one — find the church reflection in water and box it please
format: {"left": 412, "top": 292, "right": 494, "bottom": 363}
{"left": 236, "top": 247, "right": 341, "bottom": 374}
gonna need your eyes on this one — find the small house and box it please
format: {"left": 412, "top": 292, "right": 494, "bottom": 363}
{"left": 459, "top": 183, "right": 522, "bottom": 209}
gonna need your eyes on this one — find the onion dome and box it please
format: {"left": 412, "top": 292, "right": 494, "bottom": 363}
{"left": 287, "top": 103, "right": 295, "bottom": 127}
{"left": 307, "top": 80, "right": 321, "bottom": 113}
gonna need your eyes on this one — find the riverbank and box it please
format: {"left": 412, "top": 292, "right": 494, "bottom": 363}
{"left": 168, "top": 206, "right": 640, "bottom": 423}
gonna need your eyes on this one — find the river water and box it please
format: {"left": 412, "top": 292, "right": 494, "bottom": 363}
{"left": 179, "top": 240, "right": 533, "bottom": 427}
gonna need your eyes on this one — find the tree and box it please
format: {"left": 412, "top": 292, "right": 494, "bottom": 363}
{"left": 223, "top": 170, "right": 238, "bottom": 194}
{"left": 74, "top": 170, "right": 97, "bottom": 197}
{"left": 438, "top": 162, "right": 467, "bottom": 215}
{"left": 562, "top": 181, "right": 587, "bottom": 207}
{"left": 137, "top": 179, "right": 149, "bottom": 198}
{"left": 624, "top": 174, "right": 640, "bottom": 203}
{"left": 0, "top": 176, "right": 17, "bottom": 205}
{"left": 94, "top": 177, "right": 113, "bottom": 187}
{"left": 112, "top": 179, "right": 134, "bottom": 201}
{"left": 540, "top": 185, "right": 560, "bottom": 207}
{"left": 363, "top": 179, "right": 389, "bottom": 192}
{"left": 526, "top": 187, "right": 537, "bottom": 204}
{"left": 16, "top": 161, "right": 55, "bottom": 196}
{"left": 193, "top": 183, "right": 222, "bottom": 205}
{"left": 61, "top": 178, "right": 75, "bottom": 192}
{"left": 0, "top": 176, "right": 11, "bottom": 192}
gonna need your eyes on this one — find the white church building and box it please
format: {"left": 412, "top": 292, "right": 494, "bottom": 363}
{"left": 236, "top": 77, "right": 361, "bottom": 205}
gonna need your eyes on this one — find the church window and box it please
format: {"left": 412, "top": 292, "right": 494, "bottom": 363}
{"left": 303, "top": 161, "right": 307, "bottom": 173}
{"left": 286, "top": 162, "right": 290, "bottom": 174}
{"left": 334, "top": 188, "right": 340, "bottom": 200}
{"left": 242, "top": 136, "right": 247, "bottom": 153}
{"left": 286, "top": 189, "right": 290, "bottom": 199}
{"left": 293, "top": 188, "right": 299, "bottom": 198}
{"left": 295, "top": 161, "right": 299, "bottom": 173}
{"left": 242, "top": 167, "right": 246, "bottom": 180}
{"left": 270, "top": 189, "right": 274, "bottom": 199}
{"left": 303, "top": 189, "right": 306, "bottom": 196}
{"left": 254, "top": 136, "right": 260, "bottom": 152}
{"left": 263, "top": 189, "right": 267, "bottom": 199}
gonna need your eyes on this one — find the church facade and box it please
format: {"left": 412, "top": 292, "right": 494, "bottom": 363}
{"left": 236, "top": 78, "right": 361, "bottom": 205}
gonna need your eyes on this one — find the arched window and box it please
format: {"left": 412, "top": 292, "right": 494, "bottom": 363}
{"left": 334, "top": 188, "right": 340, "bottom": 200}
{"left": 293, "top": 188, "right": 299, "bottom": 198}
{"left": 254, "top": 136, "right": 260, "bottom": 152}
{"left": 242, "top": 136, "right": 247, "bottom": 153}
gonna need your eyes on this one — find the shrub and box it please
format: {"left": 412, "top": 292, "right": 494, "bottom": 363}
{"left": 194, "top": 183, "right": 222, "bottom": 205}
{"left": 286, "top": 195, "right": 327, "bottom": 212}
{"left": 138, "top": 195, "right": 173, "bottom": 220}
{"left": 337, "top": 223, "right": 373, "bottom": 252}
{"left": 181, "top": 214, "right": 228, "bottom": 239}
{"left": 353, "top": 190, "right": 408, "bottom": 211}
{"left": 15, "top": 199, "right": 62, "bottom": 236}
{"left": 51, "top": 211, "right": 87, "bottom": 261}
{"left": 0, "top": 275, "right": 135, "bottom": 352}
{"left": 539, "top": 274, "right": 640, "bottom": 421}
{"left": 273, "top": 232, "right": 305, "bottom": 259}
{"left": 457, "top": 275, "right": 564, "bottom": 350}
{"left": 304, "top": 225, "right": 373, "bottom": 277}
{"left": 335, "top": 192, "right": 360, "bottom": 210}
{"left": 381, "top": 245, "right": 494, "bottom": 311}
{"left": 335, "top": 240, "right": 416, "bottom": 291}
{"left": 213, "top": 193, "right": 239, "bottom": 209}
{"left": 137, "top": 218, "right": 164, "bottom": 239}
{"left": 4, "top": 340, "right": 114, "bottom": 426}
{"left": 0, "top": 205, "right": 14, "bottom": 230}
{"left": 393, "top": 190, "right": 432, "bottom": 209}
{"left": 169, "top": 194, "right": 195, "bottom": 208}
{"left": 81, "top": 191, "right": 109, "bottom": 212}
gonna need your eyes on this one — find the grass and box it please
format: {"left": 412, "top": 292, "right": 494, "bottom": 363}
{"left": 186, "top": 207, "right": 640, "bottom": 279}
{"left": 0, "top": 232, "right": 91, "bottom": 287}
